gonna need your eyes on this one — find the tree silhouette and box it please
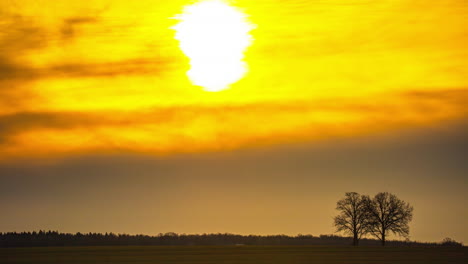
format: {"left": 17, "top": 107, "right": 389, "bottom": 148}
{"left": 333, "top": 192, "right": 368, "bottom": 246}
{"left": 363, "top": 192, "right": 413, "bottom": 246}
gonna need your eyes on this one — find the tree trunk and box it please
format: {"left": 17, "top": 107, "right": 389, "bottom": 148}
{"left": 381, "top": 232, "right": 386, "bottom": 246}
{"left": 353, "top": 233, "right": 359, "bottom": 246}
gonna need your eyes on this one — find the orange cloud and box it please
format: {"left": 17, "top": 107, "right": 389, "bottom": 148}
{"left": 0, "top": 89, "right": 466, "bottom": 161}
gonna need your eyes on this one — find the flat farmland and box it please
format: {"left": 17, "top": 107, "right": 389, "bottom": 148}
{"left": 1, "top": 246, "right": 466, "bottom": 264}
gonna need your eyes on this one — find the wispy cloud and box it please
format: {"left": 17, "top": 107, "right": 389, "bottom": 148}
{"left": 60, "top": 16, "right": 99, "bottom": 40}
{"left": 0, "top": 88, "right": 466, "bottom": 160}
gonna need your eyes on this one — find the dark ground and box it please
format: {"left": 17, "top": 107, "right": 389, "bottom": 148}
{"left": 1, "top": 245, "right": 466, "bottom": 264}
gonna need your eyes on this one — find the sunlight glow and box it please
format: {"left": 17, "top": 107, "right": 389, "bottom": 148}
{"left": 173, "top": 0, "right": 255, "bottom": 92}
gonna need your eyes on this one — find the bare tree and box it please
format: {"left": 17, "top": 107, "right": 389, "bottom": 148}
{"left": 363, "top": 192, "right": 413, "bottom": 246}
{"left": 333, "top": 192, "right": 368, "bottom": 246}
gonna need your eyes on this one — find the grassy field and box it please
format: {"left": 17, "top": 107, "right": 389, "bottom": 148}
{"left": 1, "top": 246, "right": 467, "bottom": 264}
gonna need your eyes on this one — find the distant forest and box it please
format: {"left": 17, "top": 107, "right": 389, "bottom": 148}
{"left": 0, "top": 231, "right": 463, "bottom": 247}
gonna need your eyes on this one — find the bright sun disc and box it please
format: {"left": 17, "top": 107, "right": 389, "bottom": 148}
{"left": 173, "top": 0, "right": 255, "bottom": 92}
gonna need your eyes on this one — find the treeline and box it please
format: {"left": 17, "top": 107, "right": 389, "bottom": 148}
{"left": 0, "top": 231, "right": 462, "bottom": 247}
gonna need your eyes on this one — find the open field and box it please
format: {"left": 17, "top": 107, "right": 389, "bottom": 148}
{"left": 1, "top": 246, "right": 467, "bottom": 264}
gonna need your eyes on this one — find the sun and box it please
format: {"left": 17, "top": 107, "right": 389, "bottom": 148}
{"left": 173, "top": 0, "right": 255, "bottom": 92}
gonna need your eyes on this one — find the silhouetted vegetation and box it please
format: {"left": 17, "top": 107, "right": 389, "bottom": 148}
{"left": 0, "top": 231, "right": 461, "bottom": 247}
{"left": 334, "top": 192, "right": 368, "bottom": 246}
{"left": 363, "top": 192, "right": 413, "bottom": 246}
{"left": 440, "top": 237, "right": 464, "bottom": 247}
{"left": 334, "top": 192, "right": 414, "bottom": 246}
{"left": 1, "top": 192, "right": 461, "bottom": 248}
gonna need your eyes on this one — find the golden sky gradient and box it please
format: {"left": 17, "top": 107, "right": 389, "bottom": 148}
{"left": 0, "top": 0, "right": 467, "bottom": 244}
{"left": 0, "top": 0, "right": 467, "bottom": 160}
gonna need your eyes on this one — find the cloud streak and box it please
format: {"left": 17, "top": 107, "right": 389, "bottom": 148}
{"left": 0, "top": 88, "right": 466, "bottom": 160}
{"left": 0, "top": 11, "right": 177, "bottom": 114}
{"left": 0, "top": 15, "right": 172, "bottom": 82}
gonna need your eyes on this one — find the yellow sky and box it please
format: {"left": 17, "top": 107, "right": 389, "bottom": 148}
{"left": 0, "top": 0, "right": 467, "bottom": 160}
